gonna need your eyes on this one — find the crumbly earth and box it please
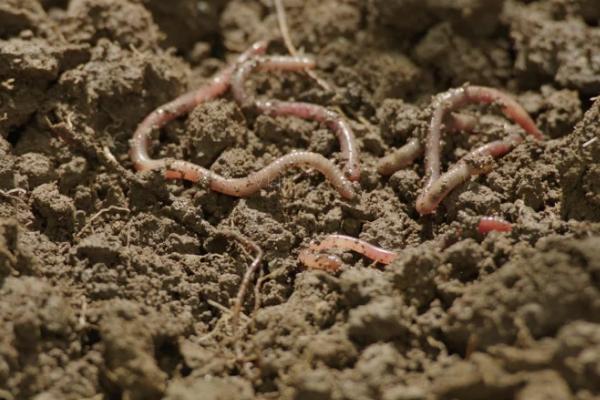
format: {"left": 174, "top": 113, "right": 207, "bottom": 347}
{"left": 0, "top": 0, "right": 599, "bottom": 399}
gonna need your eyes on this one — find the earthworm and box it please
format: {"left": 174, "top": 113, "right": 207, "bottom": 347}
{"left": 376, "top": 113, "right": 477, "bottom": 176}
{"left": 130, "top": 40, "right": 269, "bottom": 172}
{"left": 130, "top": 42, "right": 354, "bottom": 199}
{"left": 164, "top": 151, "right": 355, "bottom": 199}
{"left": 416, "top": 135, "right": 523, "bottom": 215}
{"left": 477, "top": 216, "right": 512, "bottom": 234}
{"left": 377, "top": 138, "right": 423, "bottom": 175}
{"left": 298, "top": 234, "right": 398, "bottom": 272}
{"left": 422, "top": 85, "right": 543, "bottom": 190}
{"left": 299, "top": 217, "right": 512, "bottom": 272}
{"left": 231, "top": 56, "right": 361, "bottom": 181}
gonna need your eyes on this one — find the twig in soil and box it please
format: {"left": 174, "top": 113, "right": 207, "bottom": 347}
{"left": 582, "top": 137, "right": 598, "bottom": 148}
{"left": 45, "top": 115, "right": 137, "bottom": 183}
{"left": 477, "top": 216, "right": 512, "bottom": 234}
{"left": 273, "top": 0, "right": 332, "bottom": 91}
{"left": 299, "top": 234, "right": 398, "bottom": 272}
{"left": 274, "top": 0, "right": 298, "bottom": 56}
{"left": 0, "top": 188, "right": 28, "bottom": 208}
{"left": 0, "top": 188, "right": 27, "bottom": 197}
{"left": 207, "top": 299, "right": 249, "bottom": 320}
{"left": 416, "top": 85, "right": 543, "bottom": 215}
{"left": 231, "top": 55, "right": 360, "bottom": 181}
{"left": 76, "top": 206, "right": 130, "bottom": 238}
{"left": 78, "top": 297, "right": 88, "bottom": 329}
{"left": 221, "top": 230, "right": 264, "bottom": 329}
{"left": 416, "top": 135, "right": 523, "bottom": 215}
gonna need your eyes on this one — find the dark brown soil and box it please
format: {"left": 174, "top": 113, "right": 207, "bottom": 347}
{"left": 1, "top": 0, "right": 599, "bottom": 399}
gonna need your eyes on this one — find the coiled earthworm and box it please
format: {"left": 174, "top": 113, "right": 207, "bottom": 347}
{"left": 477, "top": 216, "right": 512, "bottom": 234}
{"left": 130, "top": 40, "right": 269, "bottom": 172}
{"left": 230, "top": 56, "right": 361, "bottom": 181}
{"left": 130, "top": 42, "right": 355, "bottom": 199}
{"left": 416, "top": 135, "right": 523, "bottom": 214}
{"left": 415, "top": 85, "right": 544, "bottom": 215}
{"left": 298, "top": 234, "right": 398, "bottom": 272}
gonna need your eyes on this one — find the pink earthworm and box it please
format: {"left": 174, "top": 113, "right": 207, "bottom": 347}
{"left": 415, "top": 85, "right": 544, "bottom": 215}
{"left": 477, "top": 217, "right": 512, "bottom": 234}
{"left": 376, "top": 114, "right": 478, "bottom": 176}
{"left": 130, "top": 42, "right": 354, "bottom": 199}
{"left": 130, "top": 40, "right": 269, "bottom": 172}
{"left": 230, "top": 56, "right": 361, "bottom": 181}
{"left": 422, "top": 85, "right": 543, "bottom": 191}
{"left": 377, "top": 138, "right": 423, "bottom": 175}
{"left": 299, "top": 217, "right": 513, "bottom": 272}
{"left": 164, "top": 151, "right": 355, "bottom": 199}
{"left": 298, "top": 234, "right": 398, "bottom": 272}
{"left": 416, "top": 135, "right": 523, "bottom": 214}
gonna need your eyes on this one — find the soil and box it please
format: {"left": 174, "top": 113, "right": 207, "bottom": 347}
{"left": 0, "top": 0, "right": 599, "bottom": 399}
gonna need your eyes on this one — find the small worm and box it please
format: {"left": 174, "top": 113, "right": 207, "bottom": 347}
{"left": 298, "top": 234, "right": 398, "bottom": 272}
{"left": 477, "top": 216, "right": 513, "bottom": 234}
{"left": 231, "top": 56, "right": 361, "bottom": 181}
{"left": 299, "top": 218, "right": 513, "bottom": 273}
{"left": 416, "top": 135, "right": 522, "bottom": 214}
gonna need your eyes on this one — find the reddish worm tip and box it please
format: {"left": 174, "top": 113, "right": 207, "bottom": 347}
{"left": 478, "top": 217, "right": 512, "bottom": 234}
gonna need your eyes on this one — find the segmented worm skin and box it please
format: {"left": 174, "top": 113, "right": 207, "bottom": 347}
{"left": 165, "top": 151, "right": 355, "bottom": 199}
{"left": 376, "top": 114, "right": 478, "bottom": 176}
{"left": 130, "top": 40, "right": 269, "bottom": 172}
{"left": 130, "top": 43, "right": 355, "bottom": 199}
{"left": 477, "top": 216, "right": 513, "bottom": 234}
{"left": 416, "top": 135, "right": 523, "bottom": 214}
{"left": 416, "top": 85, "right": 544, "bottom": 215}
{"left": 377, "top": 138, "right": 423, "bottom": 175}
{"left": 231, "top": 56, "right": 361, "bottom": 181}
{"left": 299, "top": 234, "right": 398, "bottom": 271}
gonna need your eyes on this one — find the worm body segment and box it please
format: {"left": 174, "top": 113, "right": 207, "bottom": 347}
{"left": 231, "top": 56, "right": 360, "bottom": 181}
{"left": 299, "top": 234, "right": 398, "bottom": 271}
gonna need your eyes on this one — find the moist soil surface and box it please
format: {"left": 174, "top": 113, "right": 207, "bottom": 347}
{"left": 1, "top": 0, "right": 600, "bottom": 399}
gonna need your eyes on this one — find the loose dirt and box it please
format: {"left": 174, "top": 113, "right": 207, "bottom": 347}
{"left": 0, "top": 0, "right": 599, "bottom": 399}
